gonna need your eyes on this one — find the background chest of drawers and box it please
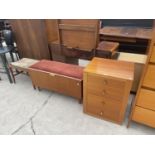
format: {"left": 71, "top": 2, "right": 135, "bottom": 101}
{"left": 83, "top": 57, "right": 134, "bottom": 124}
{"left": 129, "top": 43, "right": 155, "bottom": 128}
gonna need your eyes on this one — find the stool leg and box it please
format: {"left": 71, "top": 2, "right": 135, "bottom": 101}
{"left": 78, "top": 99, "right": 82, "bottom": 104}
{"left": 10, "top": 51, "right": 15, "bottom": 62}
{"left": 9, "top": 66, "right": 16, "bottom": 83}
{"left": 0, "top": 54, "right": 13, "bottom": 83}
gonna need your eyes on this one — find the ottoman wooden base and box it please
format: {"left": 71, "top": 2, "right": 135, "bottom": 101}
{"left": 28, "top": 60, "right": 84, "bottom": 101}
{"left": 29, "top": 69, "right": 82, "bottom": 100}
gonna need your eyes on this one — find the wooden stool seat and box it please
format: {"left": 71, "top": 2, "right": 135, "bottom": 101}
{"left": 10, "top": 58, "right": 39, "bottom": 83}
{"left": 96, "top": 41, "right": 119, "bottom": 58}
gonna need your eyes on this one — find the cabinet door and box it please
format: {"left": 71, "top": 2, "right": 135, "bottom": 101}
{"left": 10, "top": 19, "right": 50, "bottom": 59}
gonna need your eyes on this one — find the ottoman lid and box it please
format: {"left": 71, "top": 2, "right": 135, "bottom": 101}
{"left": 29, "top": 60, "right": 84, "bottom": 80}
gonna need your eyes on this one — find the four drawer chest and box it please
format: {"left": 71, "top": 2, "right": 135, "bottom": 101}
{"left": 83, "top": 57, "right": 134, "bottom": 124}
{"left": 129, "top": 41, "right": 155, "bottom": 128}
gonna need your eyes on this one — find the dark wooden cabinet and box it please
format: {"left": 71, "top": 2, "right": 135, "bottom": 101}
{"left": 10, "top": 19, "right": 50, "bottom": 60}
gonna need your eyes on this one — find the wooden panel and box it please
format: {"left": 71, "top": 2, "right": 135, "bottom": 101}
{"left": 150, "top": 46, "right": 155, "bottom": 63}
{"left": 136, "top": 88, "right": 155, "bottom": 111}
{"left": 100, "top": 26, "right": 152, "bottom": 39}
{"left": 86, "top": 93, "right": 121, "bottom": 122}
{"left": 84, "top": 57, "right": 134, "bottom": 80}
{"left": 60, "top": 19, "right": 98, "bottom": 26}
{"left": 45, "top": 19, "right": 59, "bottom": 43}
{"left": 86, "top": 74, "right": 125, "bottom": 101}
{"left": 143, "top": 64, "right": 155, "bottom": 89}
{"left": 10, "top": 19, "right": 50, "bottom": 59}
{"left": 132, "top": 106, "right": 155, "bottom": 128}
{"left": 28, "top": 69, "right": 57, "bottom": 91}
{"left": 59, "top": 24, "right": 95, "bottom": 32}
{"left": 28, "top": 68, "right": 82, "bottom": 100}
{"left": 56, "top": 75, "right": 82, "bottom": 99}
{"left": 59, "top": 19, "right": 99, "bottom": 51}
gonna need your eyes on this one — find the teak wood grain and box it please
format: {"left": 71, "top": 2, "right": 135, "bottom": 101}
{"left": 83, "top": 57, "right": 134, "bottom": 124}
{"left": 10, "top": 19, "right": 50, "bottom": 59}
{"left": 136, "top": 88, "right": 155, "bottom": 111}
{"left": 128, "top": 20, "right": 155, "bottom": 128}
{"left": 28, "top": 68, "right": 82, "bottom": 100}
{"left": 100, "top": 26, "right": 152, "bottom": 40}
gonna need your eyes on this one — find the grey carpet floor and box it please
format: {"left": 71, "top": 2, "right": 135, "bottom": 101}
{"left": 0, "top": 58, "right": 154, "bottom": 135}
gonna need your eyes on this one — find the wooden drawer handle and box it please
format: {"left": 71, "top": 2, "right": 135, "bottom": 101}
{"left": 76, "top": 82, "right": 80, "bottom": 86}
{"left": 102, "top": 90, "right": 106, "bottom": 95}
{"left": 101, "top": 101, "right": 106, "bottom": 105}
{"left": 103, "top": 79, "right": 108, "bottom": 84}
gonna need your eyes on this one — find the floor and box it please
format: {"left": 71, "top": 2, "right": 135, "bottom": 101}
{"left": 0, "top": 58, "right": 154, "bottom": 135}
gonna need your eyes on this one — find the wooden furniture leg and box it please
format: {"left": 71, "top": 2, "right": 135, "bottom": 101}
{"left": 9, "top": 65, "right": 16, "bottom": 83}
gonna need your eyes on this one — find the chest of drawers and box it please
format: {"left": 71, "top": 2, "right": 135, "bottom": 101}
{"left": 83, "top": 57, "right": 134, "bottom": 124}
{"left": 129, "top": 41, "right": 155, "bottom": 128}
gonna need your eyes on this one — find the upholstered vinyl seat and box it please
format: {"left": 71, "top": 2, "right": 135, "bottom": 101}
{"left": 30, "top": 60, "right": 84, "bottom": 80}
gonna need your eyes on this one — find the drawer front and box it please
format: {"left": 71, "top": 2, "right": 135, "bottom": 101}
{"left": 136, "top": 88, "right": 155, "bottom": 111}
{"left": 150, "top": 46, "right": 155, "bottom": 63}
{"left": 87, "top": 74, "right": 125, "bottom": 101}
{"left": 143, "top": 64, "right": 155, "bottom": 89}
{"left": 86, "top": 93, "right": 121, "bottom": 122}
{"left": 132, "top": 106, "right": 155, "bottom": 128}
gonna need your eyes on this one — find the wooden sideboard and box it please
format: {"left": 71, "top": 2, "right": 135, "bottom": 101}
{"left": 83, "top": 57, "right": 134, "bottom": 124}
{"left": 100, "top": 26, "right": 152, "bottom": 53}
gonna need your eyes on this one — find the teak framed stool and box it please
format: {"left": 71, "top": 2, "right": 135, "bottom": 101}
{"left": 9, "top": 58, "right": 39, "bottom": 83}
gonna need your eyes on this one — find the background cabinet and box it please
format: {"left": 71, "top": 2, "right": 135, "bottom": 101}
{"left": 129, "top": 21, "right": 155, "bottom": 128}
{"left": 10, "top": 19, "right": 50, "bottom": 59}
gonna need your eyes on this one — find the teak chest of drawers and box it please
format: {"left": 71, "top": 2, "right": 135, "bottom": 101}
{"left": 83, "top": 57, "right": 134, "bottom": 124}
{"left": 129, "top": 39, "right": 155, "bottom": 128}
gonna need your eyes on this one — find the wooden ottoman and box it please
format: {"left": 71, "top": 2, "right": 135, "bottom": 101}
{"left": 10, "top": 58, "right": 39, "bottom": 83}
{"left": 28, "top": 60, "right": 84, "bottom": 101}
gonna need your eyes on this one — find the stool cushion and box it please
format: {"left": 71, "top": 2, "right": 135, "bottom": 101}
{"left": 10, "top": 58, "right": 39, "bottom": 71}
{"left": 29, "top": 60, "right": 84, "bottom": 80}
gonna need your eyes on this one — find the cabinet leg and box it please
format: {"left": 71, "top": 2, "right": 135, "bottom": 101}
{"left": 78, "top": 99, "right": 82, "bottom": 104}
{"left": 9, "top": 66, "right": 16, "bottom": 83}
{"left": 38, "top": 87, "right": 41, "bottom": 91}
{"left": 33, "top": 85, "right": 36, "bottom": 90}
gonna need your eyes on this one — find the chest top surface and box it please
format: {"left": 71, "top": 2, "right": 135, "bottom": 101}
{"left": 84, "top": 57, "right": 134, "bottom": 80}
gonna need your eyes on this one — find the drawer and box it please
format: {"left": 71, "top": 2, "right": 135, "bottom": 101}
{"left": 150, "top": 46, "right": 155, "bottom": 63}
{"left": 86, "top": 93, "right": 121, "bottom": 121}
{"left": 87, "top": 74, "right": 125, "bottom": 101}
{"left": 136, "top": 88, "right": 155, "bottom": 111}
{"left": 132, "top": 106, "right": 155, "bottom": 128}
{"left": 143, "top": 64, "right": 155, "bottom": 89}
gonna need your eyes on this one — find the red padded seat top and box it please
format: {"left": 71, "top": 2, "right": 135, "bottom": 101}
{"left": 29, "top": 60, "right": 84, "bottom": 80}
